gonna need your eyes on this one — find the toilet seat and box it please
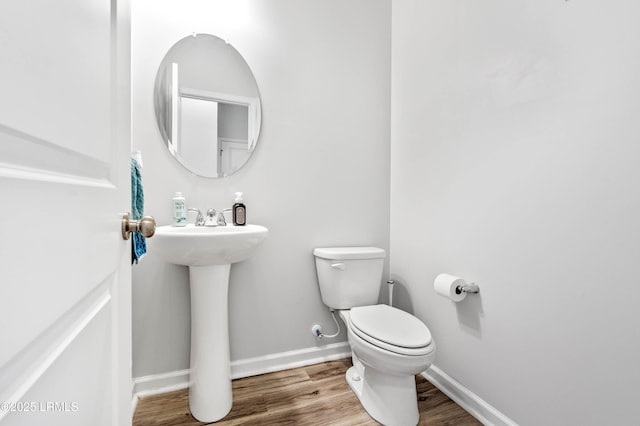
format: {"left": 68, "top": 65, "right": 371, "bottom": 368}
{"left": 349, "top": 305, "right": 433, "bottom": 356}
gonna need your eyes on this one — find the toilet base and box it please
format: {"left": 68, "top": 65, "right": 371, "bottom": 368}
{"left": 345, "top": 363, "right": 419, "bottom": 426}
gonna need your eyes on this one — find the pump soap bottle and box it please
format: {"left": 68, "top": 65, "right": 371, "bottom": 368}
{"left": 173, "top": 192, "right": 187, "bottom": 227}
{"left": 232, "top": 192, "right": 246, "bottom": 226}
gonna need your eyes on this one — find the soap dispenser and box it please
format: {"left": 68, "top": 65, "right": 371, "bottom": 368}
{"left": 232, "top": 192, "right": 246, "bottom": 226}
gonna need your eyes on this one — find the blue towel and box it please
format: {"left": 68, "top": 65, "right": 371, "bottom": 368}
{"left": 131, "top": 157, "right": 147, "bottom": 264}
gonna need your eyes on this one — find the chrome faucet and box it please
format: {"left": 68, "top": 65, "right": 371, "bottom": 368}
{"left": 187, "top": 208, "right": 205, "bottom": 226}
{"left": 205, "top": 209, "right": 217, "bottom": 226}
{"left": 188, "top": 207, "right": 231, "bottom": 226}
{"left": 217, "top": 208, "right": 232, "bottom": 226}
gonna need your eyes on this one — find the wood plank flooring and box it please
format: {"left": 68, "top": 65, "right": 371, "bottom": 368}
{"left": 133, "top": 358, "right": 481, "bottom": 425}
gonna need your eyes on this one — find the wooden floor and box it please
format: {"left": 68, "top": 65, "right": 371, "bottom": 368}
{"left": 133, "top": 358, "right": 481, "bottom": 425}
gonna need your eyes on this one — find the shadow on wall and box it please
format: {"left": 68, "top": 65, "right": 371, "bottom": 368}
{"left": 456, "top": 293, "right": 483, "bottom": 338}
{"left": 385, "top": 275, "right": 415, "bottom": 315}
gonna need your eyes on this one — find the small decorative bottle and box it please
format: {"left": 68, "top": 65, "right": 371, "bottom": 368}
{"left": 232, "top": 192, "right": 246, "bottom": 226}
{"left": 173, "top": 192, "right": 187, "bottom": 227}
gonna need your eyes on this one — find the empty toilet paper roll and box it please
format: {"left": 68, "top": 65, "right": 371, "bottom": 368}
{"left": 434, "top": 273, "right": 467, "bottom": 302}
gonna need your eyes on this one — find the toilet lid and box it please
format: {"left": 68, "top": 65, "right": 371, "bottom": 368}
{"left": 349, "top": 304, "right": 432, "bottom": 349}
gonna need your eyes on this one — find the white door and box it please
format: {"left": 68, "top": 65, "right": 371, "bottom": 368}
{"left": 0, "top": 1, "right": 132, "bottom": 425}
{"left": 180, "top": 97, "right": 220, "bottom": 177}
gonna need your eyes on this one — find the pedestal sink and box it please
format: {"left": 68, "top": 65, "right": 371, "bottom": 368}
{"left": 150, "top": 224, "right": 268, "bottom": 422}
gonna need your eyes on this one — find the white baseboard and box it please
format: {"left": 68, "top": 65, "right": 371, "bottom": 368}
{"left": 231, "top": 341, "right": 351, "bottom": 379}
{"left": 133, "top": 341, "right": 351, "bottom": 399}
{"left": 134, "top": 368, "right": 191, "bottom": 398}
{"left": 422, "top": 365, "right": 517, "bottom": 426}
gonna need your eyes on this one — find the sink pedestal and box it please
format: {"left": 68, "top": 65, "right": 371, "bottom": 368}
{"left": 188, "top": 264, "right": 232, "bottom": 422}
{"left": 150, "top": 224, "right": 269, "bottom": 422}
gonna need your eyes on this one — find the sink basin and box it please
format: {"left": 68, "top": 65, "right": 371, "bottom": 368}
{"left": 148, "top": 223, "right": 268, "bottom": 422}
{"left": 152, "top": 224, "right": 268, "bottom": 266}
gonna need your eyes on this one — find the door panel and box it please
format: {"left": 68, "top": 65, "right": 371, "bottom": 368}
{"left": 0, "top": 1, "right": 112, "bottom": 159}
{"left": 0, "top": 1, "right": 131, "bottom": 425}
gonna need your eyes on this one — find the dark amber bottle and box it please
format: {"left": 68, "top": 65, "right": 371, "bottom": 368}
{"left": 232, "top": 192, "right": 246, "bottom": 226}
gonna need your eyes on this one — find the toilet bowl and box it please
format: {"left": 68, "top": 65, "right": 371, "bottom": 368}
{"left": 313, "top": 247, "right": 436, "bottom": 426}
{"left": 339, "top": 307, "right": 435, "bottom": 425}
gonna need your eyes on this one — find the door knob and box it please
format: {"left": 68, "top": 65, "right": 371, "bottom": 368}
{"left": 121, "top": 213, "right": 156, "bottom": 240}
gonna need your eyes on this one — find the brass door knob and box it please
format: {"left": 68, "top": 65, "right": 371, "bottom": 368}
{"left": 122, "top": 213, "right": 156, "bottom": 240}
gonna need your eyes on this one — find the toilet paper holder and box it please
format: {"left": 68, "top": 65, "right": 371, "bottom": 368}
{"left": 455, "top": 283, "right": 479, "bottom": 295}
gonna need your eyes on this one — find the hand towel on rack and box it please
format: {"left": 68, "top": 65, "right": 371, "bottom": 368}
{"left": 131, "top": 157, "right": 147, "bottom": 264}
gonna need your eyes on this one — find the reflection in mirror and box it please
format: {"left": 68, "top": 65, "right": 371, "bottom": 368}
{"left": 154, "top": 34, "right": 261, "bottom": 178}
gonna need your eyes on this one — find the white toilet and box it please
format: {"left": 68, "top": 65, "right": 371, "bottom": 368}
{"left": 313, "top": 247, "right": 436, "bottom": 426}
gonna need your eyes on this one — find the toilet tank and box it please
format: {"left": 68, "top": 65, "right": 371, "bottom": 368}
{"left": 313, "top": 247, "right": 386, "bottom": 309}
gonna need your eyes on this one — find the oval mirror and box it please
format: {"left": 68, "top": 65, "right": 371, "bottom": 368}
{"left": 154, "top": 34, "right": 262, "bottom": 178}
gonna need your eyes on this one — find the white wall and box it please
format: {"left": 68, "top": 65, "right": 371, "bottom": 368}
{"left": 132, "top": 0, "right": 390, "bottom": 378}
{"left": 391, "top": 1, "right": 640, "bottom": 425}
